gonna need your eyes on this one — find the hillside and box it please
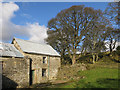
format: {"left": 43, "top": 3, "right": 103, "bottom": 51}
{"left": 30, "top": 53, "right": 120, "bottom": 88}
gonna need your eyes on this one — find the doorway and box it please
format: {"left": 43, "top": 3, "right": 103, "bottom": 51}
{"left": 30, "top": 70, "right": 35, "bottom": 85}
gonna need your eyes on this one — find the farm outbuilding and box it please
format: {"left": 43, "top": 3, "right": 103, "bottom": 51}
{"left": 0, "top": 38, "right": 61, "bottom": 88}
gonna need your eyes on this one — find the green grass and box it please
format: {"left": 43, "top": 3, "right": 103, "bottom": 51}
{"left": 30, "top": 60, "right": 119, "bottom": 88}
{"left": 62, "top": 67, "right": 119, "bottom": 88}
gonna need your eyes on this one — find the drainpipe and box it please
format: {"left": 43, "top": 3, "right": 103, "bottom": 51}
{"left": 48, "top": 56, "right": 50, "bottom": 80}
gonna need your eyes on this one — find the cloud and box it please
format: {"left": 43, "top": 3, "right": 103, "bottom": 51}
{"left": 0, "top": 2, "right": 48, "bottom": 44}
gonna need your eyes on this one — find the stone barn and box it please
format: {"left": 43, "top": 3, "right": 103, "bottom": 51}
{"left": 12, "top": 38, "right": 61, "bottom": 85}
{"left": 0, "top": 38, "right": 61, "bottom": 88}
{"left": 0, "top": 43, "right": 29, "bottom": 88}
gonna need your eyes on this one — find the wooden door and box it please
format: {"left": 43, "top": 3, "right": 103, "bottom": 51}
{"left": 32, "top": 70, "right": 35, "bottom": 84}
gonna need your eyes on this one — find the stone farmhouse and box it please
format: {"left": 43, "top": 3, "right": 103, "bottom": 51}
{"left": 0, "top": 37, "right": 61, "bottom": 88}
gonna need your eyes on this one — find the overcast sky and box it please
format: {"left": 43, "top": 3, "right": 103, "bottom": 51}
{"left": 0, "top": 2, "right": 110, "bottom": 43}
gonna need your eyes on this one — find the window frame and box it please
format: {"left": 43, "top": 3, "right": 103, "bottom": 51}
{"left": 42, "top": 68, "right": 46, "bottom": 77}
{"left": 43, "top": 57, "right": 47, "bottom": 64}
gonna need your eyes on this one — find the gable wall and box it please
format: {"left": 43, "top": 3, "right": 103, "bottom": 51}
{"left": 12, "top": 39, "right": 61, "bottom": 84}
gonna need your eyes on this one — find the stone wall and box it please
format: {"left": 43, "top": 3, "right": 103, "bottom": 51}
{"left": 49, "top": 56, "right": 61, "bottom": 80}
{"left": 2, "top": 57, "right": 30, "bottom": 88}
{"left": 24, "top": 53, "right": 61, "bottom": 83}
{"left": 12, "top": 39, "right": 61, "bottom": 84}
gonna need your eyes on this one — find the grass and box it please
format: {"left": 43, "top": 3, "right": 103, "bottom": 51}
{"left": 30, "top": 56, "right": 120, "bottom": 88}
{"left": 51, "top": 53, "right": 119, "bottom": 88}
{"left": 61, "top": 65, "right": 119, "bottom": 88}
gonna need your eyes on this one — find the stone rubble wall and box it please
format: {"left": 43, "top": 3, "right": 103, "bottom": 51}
{"left": 2, "top": 57, "right": 30, "bottom": 88}
{"left": 24, "top": 53, "right": 61, "bottom": 83}
{"left": 49, "top": 56, "right": 61, "bottom": 80}
{"left": 57, "top": 63, "right": 87, "bottom": 81}
{"left": 12, "top": 39, "right": 61, "bottom": 84}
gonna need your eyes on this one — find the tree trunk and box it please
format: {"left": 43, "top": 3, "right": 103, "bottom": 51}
{"left": 110, "top": 44, "right": 112, "bottom": 54}
{"left": 109, "top": 38, "right": 113, "bottom": 54}
{"left": 92, "top": 41, "right": 96, "bottom": 64}
{"left": 84, "top": 48, "right": 87, "bottom": 56}
{"left": 60, "top": 49, "right": 65, "bottom": 64}
{"left": 92, "top": 53, "right": 95, "bottom": 64}
{"left": 96, "top": 54, "right": 98, "bottom": 62}
{"left": 72, "top": 54, "right": 76, "bottom": 65}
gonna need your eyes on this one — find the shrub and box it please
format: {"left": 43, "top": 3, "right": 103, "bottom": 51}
{"left": 98, "top": 53, "right": 104, "bottom": 58}
{"left": 116, "top": 46, "right": 120, "bottom": 51}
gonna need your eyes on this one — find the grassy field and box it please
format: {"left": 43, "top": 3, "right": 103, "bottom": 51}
{"left": 30, "top": 59, "right": 119, "bottom": 88}
{"left": 59, "top": 62, "right": 119, "bottom": 88}
{"left": 62, "top": 68, "right": 119, "bottom": 88}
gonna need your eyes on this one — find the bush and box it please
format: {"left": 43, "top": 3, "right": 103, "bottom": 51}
{"left": 77, "top": 54, "right": 92, "bottom": 64}
{"left": 62, "top": 55, "right": 72, "bottom": 65}
{"left": 116, "top": 46, "right": 120, "bottom": 56}
{"left": 98, "top": 53, "right": 104, "bottom": 58}
{"left": 116, "top": 46, "right": 120, "bottom": 51}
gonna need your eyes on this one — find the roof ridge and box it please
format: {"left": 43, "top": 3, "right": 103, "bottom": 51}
{"left": 14, "top": 37, "right": 48, "bottom": 46}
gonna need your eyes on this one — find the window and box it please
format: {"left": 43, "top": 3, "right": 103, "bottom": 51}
{"left": 42, "top": 69, "right": 46, "bottom": 77}
{"left": 43, "top": 57, "right": 47, "bottom": 64}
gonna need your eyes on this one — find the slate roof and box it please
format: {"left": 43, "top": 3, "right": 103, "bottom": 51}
{"left": 0, "top": 43, "right": 24, "bottom": 58}
{"left": 14, "top": 38, "right": 60, "bottom": 56}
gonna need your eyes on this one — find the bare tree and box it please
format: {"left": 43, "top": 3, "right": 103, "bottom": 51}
{"left": 82, "top": 24, "right": 107, "bottom": 63}
{"left": 105, "top": 2, "right": 119, "bottom": 53}
{"left": 105, "top": 2, "right": 119, "bottom": 26}
{"left": 46, "top": 5, "right": 107, "bottom": 64}
{"left": 105, "top": 27, "right": 119, "bottom": 53}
